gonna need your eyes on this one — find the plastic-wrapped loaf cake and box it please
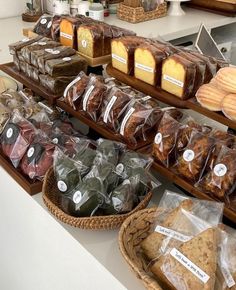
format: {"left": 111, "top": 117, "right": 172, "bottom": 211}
{"left": 111, "top": 36, "right": 146, "bottom": 75}
{"left": 33, "top": 15, "right": 53, "bottom": 38}
{"left": 9, "top": 36, "right": 43, "bottom": 58}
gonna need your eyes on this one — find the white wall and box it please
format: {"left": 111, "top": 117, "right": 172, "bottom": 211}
{"left": 0, "top": 0, "right": 25, "bottom": 19}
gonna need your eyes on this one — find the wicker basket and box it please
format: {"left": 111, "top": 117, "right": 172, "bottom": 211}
{"left": 118, "top": 207, "right": 164, "bottom": 290}
{"left": 42, "top": 167, "right": 153, "bottom": 230}
{"left": 117, "top": 2, "right": 167, "bottom": 23}
{"left": 123, "top": 0, "right": 141, "bottom": 8}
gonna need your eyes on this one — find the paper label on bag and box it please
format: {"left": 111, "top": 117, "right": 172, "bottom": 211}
{"left": 60, "top": 32, "right": 73, "bottom": 40}
{"left": 57, "top": 180, "right": 68, "bottom": 192}
{"left": 155, "top": 133, "right": 162, "bottom": 145}
{"left": 112, "top": 53, "right": 127, "bottom": 64}
{"left": 22, "top": 38, "right": 29, "bottom": 42}
{"left": 83, "top": 85, "right": 95, "bottom": 111}
{"left": 40, "top": 18, "right": 47, "bottom": 25}
{"left": 214, "top": 164, "right": 227, "bottom": 177}
{"left": 47, "top": 21, "right": 52, "bottom": 29}
{"left": 52, "top": 138, "right": 59, "bottom": 144}
{"left": 73, "top": 191, "right": 82, "bottom": 204}
{"left": 82, "top": 40, "right": 87, "bottom": 48}
{"left": 27, "top": 147, "right": 35, "bottom": 158}
{"left": 170, "top": 248, "right": 210, "bottom": 284}
{"left": 135, "top": 63, "right": 154, "bottom": 73}
{"left": 51, "top": 50, "right": 60, "bottom": 55}
{"left": 38, "top": 42, "right": 47, "bottom": 46}
{"left": 163, "top": 74, "right": 184, "bottom": 88}
{"left": 63, "top": 76, "right": 81, "bottom": 98}
{"left": 19, "top": 91, "right": 29, "bottom": 100}
{"left": 221, "top": 266, "right": 236, "bottom": 288}
{"left": 63, "top": 57, "right": 71, "bottom": 62}
{"left": 38, "top": 102, "right": 54, "bottom": 114}
{"left": 141, "top": 96, "right": 152, "bottom": 102}
{"left": 155, "top": 226, "right": 192, "bottom": 242}
{"left": 45, "top": 48, "right": 53, "bottom": 53}
{"left": 103, "top": 95, "right": 117, "bottom": 123}
{"left": 6, "top": 128, "right": 13, "bottom": 139}
{"left": 120, "top": 107, "right": 135, "bottom": 136}
{"left": 116, "top": 163, "right": 124, "bottom": 175}
{"left": 183, "top": 149, "right": 195, "bottom": 162}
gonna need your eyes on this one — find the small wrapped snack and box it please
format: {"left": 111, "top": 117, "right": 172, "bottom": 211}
{"left": 0, "top": 113, "right": 36, "bottom": 168}
{"left": 33, "top": 15, "right": 53, "bottom": 38}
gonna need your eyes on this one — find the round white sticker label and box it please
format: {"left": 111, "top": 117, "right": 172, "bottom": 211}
{"left": 183, "top": 150, "right": 195, "bottom": 162}
{"left": 214, "top": 164, "right": 227, "bottom": 177}
{"left": 6, "top": 128, "right": 13, "bottom": 139}
{"left": 51, "top": 50, "right": 60, "bottom": 55}
{"left": 63, "top": 57, "right": 72, "bottom": 62}
{"left": 40, "top": 18, "right": 47, "bottom": 25}
{"left": 22, "top": 38, "right": 29, "bottom": 42}
{"left": 38, "top": 41, "right": 47, "bottom": 46}
{"left": 73, "top": 191, "right": 82, "bottom": 204}
{"left": 82, "top": 39, "right": 87, "bottom": 48}
{"left": 116, "top": 163, "right": 124, "bottom": 175}
{"left": 155, "top": 133, "right": 162, "bottom": 145}
{"left": 47, "top": 21, "right": 52, "bottom": 29}
{"left": 52, "top": 138, "right": 59, "bottom": 144}
{"left": 27, "top": 147, "right": 35, "bottom": 158}
{"left": 45, "top": 48, "right": 53, "bottom": 53}
{"left": 57, "top": 180, "right": 68, "bottom": 192}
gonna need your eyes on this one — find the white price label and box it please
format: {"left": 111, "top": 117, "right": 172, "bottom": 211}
{"left": 63, "top": 57, "right": 71, "bottom": 62}
{"left": 45, "top": 48, "right": 53, "bottom": 53}
{"left": 60, "top": 32, "right": 73, "bottom": 40}
{"left": 141, "top": 96, "right": 151, "bottom": 102}
{"left": 27, "top": 147, "right": 35, "bottom": 158}
{"left": 57, "top": 181, "right": 68, "bottom": 192}
{"left": 38, "top": 42, "right": 47, "bottom": 46}
{"left": 163, "top": 74, "right": 184, "bottom": 88}
{"left": 6, "top": 128, "right": 13, "bottom": 139}
{"left": 221, "top": 266, "right": 236, "bottom": 288}
{"left": 51, "top": 50, "right": 60, "bottom": 55}
{"left": 47, "top": 21, "right": 52, "bottom": 29}
{"left": 214, "top": 164, "right": 227, "bottom": 177}
{"left": 52, "top": 138, "right": 59, "bottom": 144}
{"left": 155, "top": 225, "right": 192, "bottom": 242}
{"left": 83, "top": 85, "right": 95, "bottom": 111}
{"left": 22, "top": 38, "right": 29, "bottom": 42}
{"left": 81, "top": 39, "right": 87, "bottom": 48}
{"left": 112, "top": 53, "right": 127, "bottom": 64}
{"left": 155, "top": 133, "right": 162, "bottom": 145}
{"left": 63, "top": 76, "right": 81, "bottom": 98}
{"left": 135, "top": 63, "right": 154, "bottom": 73}
{"left": 170, "top": 248, "right": 210, "bottom": 284}
{"left": 73, "top": 191, "right": 82, "bottom": 204}
{"left": 116, "top": 163, "right": 124, "bottom": 175}
{"left": 103, "top": 95, "right": 117, "bottom": 124}
{"left": 120, "top": 107, "right": 135, "bottom": 136}
{"left": 40, "top": 18, "right": 47, "bottom": 25}
{"left": 38, "top": 102, "right": 54, "bottom": 114}
{"left": 183, "top": 149, "right": 195, "bottom": 162}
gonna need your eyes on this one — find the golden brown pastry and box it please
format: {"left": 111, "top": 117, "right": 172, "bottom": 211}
{"left": 215, "top": 67, "right": 236, "bottom": 94}
{"left": 222, "top": 94, "right": 236, "bottom": 121}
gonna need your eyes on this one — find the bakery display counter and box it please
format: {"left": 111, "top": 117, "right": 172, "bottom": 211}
{"left": 0, "top": 62, "right": 60, "bottom": 105}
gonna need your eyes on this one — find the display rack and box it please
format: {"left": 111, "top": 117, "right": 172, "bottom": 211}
{"left": 106, "top": 64, "right": 236, "bottom": 130}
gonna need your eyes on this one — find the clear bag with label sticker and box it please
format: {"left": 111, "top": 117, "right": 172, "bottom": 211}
{"left": 173, "top": 130, "right": 215, "bottom": 183}
{"left": 99, "top": 87, "right": 132, "bottom": 131}
{"left": 8, "top": 36, "right": 43, "bottom": 57}
{"left": 33, "top": 15, "right": 53, "bottom": 38}
{"left": 197, "top": 145, "right": 236, "bottom": 200}
{"left": 20, "top": 133, "right": 55, "bottom": 181}
{"left": 72, "top": 146, "right": 97, "bottom": 177}
{"left": 119, "top": 97, "right": 162, "bottom": 146}
{"left": 152, "top": 112, "right": 183, "bottom": 168}
{"left": 0, "top": 112, "right": 36, "bottom": 168}
{"left": 79, "top": 75, "right": 107, "bottom": 121}
{"left": 63, "top": 71, "right": 89, "bottom": 110}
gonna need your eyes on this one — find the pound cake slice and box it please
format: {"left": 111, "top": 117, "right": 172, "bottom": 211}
{"left": 151, "top": 228, "right": 217, "bottom": 290}
{"left": 134, "top": 43, "right": 166, "bottom": 86}
{"left": 141, "top": 199, "right": 193, "bottom": 261}
{"left": 161, "top": 54, "right": 196, "bottom": 99}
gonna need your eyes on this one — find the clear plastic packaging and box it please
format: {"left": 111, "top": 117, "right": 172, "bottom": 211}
{"left": 63, "top": 71, "right": 89, "bottom": 110}
{"left": 0, "top": 103, "right": 10, "bottom": 134}
{"left": 80, "top": 76, "right": 107, "bottom": 121}
{"left": 0, "top": 113, "right": 36, "bottom": 168}
{"left": 33, "top": 15, "right": 53, "bottom": 38}
{"left": 51, "top": 15, "right": 62, "bottom": 42}
{"left": 9, "top": 36, "right": 43, "bottom": 57}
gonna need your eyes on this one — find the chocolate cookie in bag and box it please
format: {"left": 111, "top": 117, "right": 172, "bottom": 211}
{"left": 152, "top": 113, "right": 183, "bottom": 168}
{"left": 174, "top": 130, "right": 215, "bottom": 183}
{"left": 197, "top": 146, "right": 236, "bottom": 200}
{"left": 60, "top": 177, "right": 105, "bottom": 217}
{"left": 0, "top": 113, "right": 36, "bottom": 168}
{"left": 33, "top": 15, "right": 53, "bottom": 37}
{"left": 80, "top": 76, "right": 107, "bottom": 122}
{"left": 99, "top": 87, "right": 131, "bottom": 131}
{"left": 63, "top": 71, "right": 89, "bottom": 110}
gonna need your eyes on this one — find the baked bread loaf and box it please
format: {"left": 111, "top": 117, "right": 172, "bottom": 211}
{"left": 161, "top": 54, "right": 196, "bottom": 99}
{"left": 222, "top": 94, "right": 236, "bottom": 121}
{"left": 174, "top": 131, "right": 215, "bottom": 183}
{"left": 215, "top": 67, "right": 236, "bottom": 93}
{"left": 196, "top": 83, "right": 228, "bottom": 111}
{"left": 9, "top": 36, "right": 43, "bottom": 57}
{"left": 59, "top": 17, "right": 80, "bottom": 49}
{"left": 151, "top": 228, "right": 217, "bottom": 290}
{"left": 111, "top": 36, "right": 146, "bottom": 75}
{"left": 141, "top": 199, "right": 193, "bottom": 261}
{"left": 134, "top": 43, "right": 166, "bottom": 86}
{"left": 45, "top": 54, "right": 88, "bottom": 77}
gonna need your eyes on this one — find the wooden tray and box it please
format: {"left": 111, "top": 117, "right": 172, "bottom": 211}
{"left": 187, "top": 97, "right": 236, "bottom": 130}
{"left": 106, "top": 64, "right": 188, "bottom": 108}
{"left": 0, "top": 62, "right": 60, "bottom": 105}
{"left": 0, "top": 153, "right": 42, "bottom": 195}
{"left": 139, "top": 145, "right": 236, "bottom": 223}
{"left": 56, "top": 99, "right": 154, "bottom": 150}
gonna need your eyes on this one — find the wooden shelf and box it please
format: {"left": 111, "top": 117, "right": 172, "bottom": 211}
{"left": 0, "top": 153, "right": 42, "bottom": 195}
{"left": 106, "top": 64, "right": 188, "bottom": 109}
{"left": 56, "top": 100, "right": 154, "bottom": 150}
{"left": 139, "top": 146, "right": 236, "bottom": 223}
{"left": 0, "top": 62, "right": 60, "bottom": 105}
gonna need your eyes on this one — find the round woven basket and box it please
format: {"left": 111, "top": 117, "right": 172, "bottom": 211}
{"left": 118, "top": 207, "right": 164, "bottom": 290}
{"left": 42, "top": 167, "right": 153, "bottom": 230}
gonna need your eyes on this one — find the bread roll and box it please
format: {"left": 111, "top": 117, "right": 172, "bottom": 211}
{"left": 222, "top": 94, "right": 236, "bottom": 121}
{"left": 215, "top": 67, "right": 236, "bottom": 93}
{"left": 196, "top": 83, "right": 228, "bottom": 111}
